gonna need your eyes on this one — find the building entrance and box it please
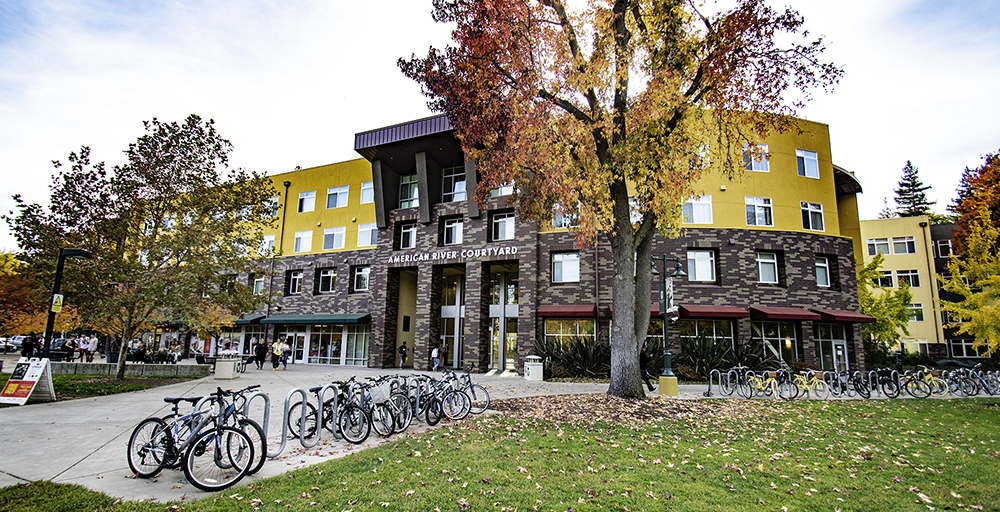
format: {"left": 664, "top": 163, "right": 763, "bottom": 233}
{"left": 489, "top": 265, "right": 519, "bottom": 371}
{"left": 281, "top": 328, "right": 307, "bottom": 364}
{"left": 440, "top": 268, "right": 465, "bottom": 369}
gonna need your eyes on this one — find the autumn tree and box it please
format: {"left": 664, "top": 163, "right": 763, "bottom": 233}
{"left": 893, "top": 161, "right": 935, "bottom": 217}
{"left": 856, "top": 254, "right": 912, "bottom": 357}
{"left": 952, "top": 149, "right": 1000, "bottom": 254}
{"left": 5, "top": 115, "right": 277, "bottom": 378}
{"left": 400, "top": 0, "right": 841, "bottom": 398}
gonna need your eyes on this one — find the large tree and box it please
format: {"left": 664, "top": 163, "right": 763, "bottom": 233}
{"left": 856, "top": 254, "right": 912, "bottom": 350}
{"left": 400, "top": 0, "right": 841, "bottom": 398}
{"left": 893, "top": 160, "right": 935, "bottom": 217}
{"left": 5, "top": 115, "right": 277, "bottom": 378}
{"left": 952, "top": 149, "right": 1000, "bottom": 254}
{"left": 939, "top": 207, "right": 1000, "bottom": 356}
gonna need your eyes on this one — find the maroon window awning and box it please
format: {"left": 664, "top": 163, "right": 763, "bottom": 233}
{"left": 537, "top": 305, "right": 597, "bottom": 318}
{"left": 810, "top": 309, "right": 876, "bottom": 323}
{"left": 679, "top": 305, "right": 751, "bottom": 319}
{"left": 749, "top": 307, "right": 822, "bottom": 321}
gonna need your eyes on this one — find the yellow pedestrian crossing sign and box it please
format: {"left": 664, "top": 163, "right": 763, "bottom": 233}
{"left": 51, "top": 294, "right": 63, "bottom": 313}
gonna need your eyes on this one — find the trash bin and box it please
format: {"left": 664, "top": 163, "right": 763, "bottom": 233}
{"left": 215, "top": 358, "right": 239, "bottom": 380}
{"left": 524, "top": 355, "right": 543, "bottom": 381}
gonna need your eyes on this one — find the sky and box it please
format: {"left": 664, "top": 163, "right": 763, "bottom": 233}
{"left": 1, "top": 0, "right": 998, "bottom": 251}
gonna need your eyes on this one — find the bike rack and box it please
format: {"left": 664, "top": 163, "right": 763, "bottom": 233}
{"left": 266, "top": 387, "right": 332, "bottom": 458}
{"left": 704, "top": 369, "right": 722, "bottom": 397}
{"left": 242, "top": 390, "right": 271, "bottom": 440}
{"left": 867, "top": 370, "right": 881, "bottom": 398}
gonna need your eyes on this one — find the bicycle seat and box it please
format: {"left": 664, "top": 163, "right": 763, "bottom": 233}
{"left": 308, "top": 386, "right": 324, "bottom": 393}
{"left": 163, "top": 396, "right": 202, "bottom": 405}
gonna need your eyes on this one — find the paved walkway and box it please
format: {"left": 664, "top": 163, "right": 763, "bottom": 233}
{"left": 0, "top": 355, "right": 706, "bottom": 503}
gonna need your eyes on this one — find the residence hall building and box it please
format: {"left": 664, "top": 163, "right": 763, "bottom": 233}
{"left": 239, "top": 114, "right": 873, "bottom": 374}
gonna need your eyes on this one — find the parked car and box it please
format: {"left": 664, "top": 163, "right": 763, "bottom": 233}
{"left": 0, "top": 337, "right": 14, "bottom": 353}
{"left": 8, "top": 335, "right": 26, "bottom": 350}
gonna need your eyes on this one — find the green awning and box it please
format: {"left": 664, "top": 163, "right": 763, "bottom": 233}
{"left": 234, "top": 314, "right": 266, "bottom": 325}
{"left": 261, "top": 314, "right": 371, "bottom": 325}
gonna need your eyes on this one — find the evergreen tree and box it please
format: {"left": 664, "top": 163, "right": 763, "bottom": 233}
{"left": 948, "top": 166, "right": 979, "bottom": 215}
{"left": 877, "top": 198, "right": 896, "bottom": 219}
{"left": 894, "top": 160, "right": 935, "bottom": 217}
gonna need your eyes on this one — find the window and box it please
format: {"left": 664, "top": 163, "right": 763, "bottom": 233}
{"left": 142, "top": 219, "right": 155, "bottom": 235}
{"left": 876, "top": 271, "right": 893, "bottom": 288}
{"left": 907, "top": 303, "right": 924, "bottom": 322}
{"left": 297, "top": 191, "right": 315, "bottom": 213}
{"left": 326, "top": 185, "right": 349, "bottom": 209}
{"left": 678, "top": 320, "right": 733, "bottom": 344}
{"left": 752, "top": 321, "right": 797, "bottom": 365}
{"left": 800, "top": 202, "right": 824, "bottom": 231}
{"left": 745, "top": 197, "right": 773, "bottom": 227}
{"left": 950, "top": 339, "right": 985, "bottom": 358}
{"left": 351, "top": 266, "right": 370, "bottom": 292}
{"left": 400, "top": 223, "right": 417, "bottom": 249}
{"left": 490, "top": 182, "right": 514, "bottom": 197}
{"left": 317, "top": 268, "right": 336, "bottom": 293}
{"left": 492, "top": 212, "right": 515, "bottom": 241}
{"left": 252, "top": 275, "right": 265, "bottom": 295}
{"left": 682, "top": 195, "right": 713, "bottom": 224}
{"left": 686, "top": 250, "right": 716, "bottom": 282}
{"left": 756, "top": 252, "right": 779, "bottom": 284}
{"left": 544, "top": 319, "right": 595, "bottom": 347}
{"left": 552, "top": 252, "right": 580, "bottom": 283}
{"left": 265, "top": 197, "right": 280, "bottom": 216}
{"left": 796, "top": 149, "right": 819, "bottom": 178}
{"left": 358, "top": 223, "right": 377, "bottom": 247}
{"left": 162, "top": 214, "right": 176, "bottom": 231}
{"left": 293, "top": 230, "right": 312, "bottom": 253}
{"left": 815, "top": 256, "right": 831, "bottom": 287}
{"left": 867, "top": 238, "right": 890, "bottom": 256}
{"left": 896, "top": 269, "right": 919, "bottom": 287}
{"left": 943, "top": 311, "right": 967, "bottom": 325}
{"left": 442, "top": 166, "right": 467, "bottom": 202}
{"left": 360, "top": 181, "right": 374, "bottom": 204}
{"left": 443, "top": 218, "right": 463, "bottom": 245}
{"left": 936, "top": 239, "right": 953, "bottom": 257}
{"left": 892, "top": 236, "right": 916, "bottom": 254}
{"left": 323, "top": 226, "right": 346, "bottom": 250}
{"left": 743, "top": 144, "right": 769, "bottom": 172}
{"left": 400, "top": 174, "right": 419, "bottom": 208}
{"left": 288, "top": 270, "right": 304, "bottom": 295}
{"left": 261, "top": 235, "right": 275, "bottom": 255}
{"left": 553, "top": 203, "right": 579, "bottom": 228}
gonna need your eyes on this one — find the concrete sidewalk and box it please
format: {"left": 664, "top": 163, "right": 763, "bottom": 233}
{"left": 0, "top": 357, "right": 706, "bottom": 503}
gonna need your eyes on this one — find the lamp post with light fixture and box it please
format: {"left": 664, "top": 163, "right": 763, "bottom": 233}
{"left": 42, "top": 248, "right": 93, "bottom": 359}
{"left": 657, "top": 256, "right": 686, "bottom": 395}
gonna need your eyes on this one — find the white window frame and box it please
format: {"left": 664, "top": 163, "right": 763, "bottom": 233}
{"left": 936, "top": 239, "right": 953, "bottom": 257}
{"left": 323, "top": 226, "right": 346, "bottom": 250}
{"left": 293, "top": 230, "right": 312, "bottom": 253}
{"left": 442, "top": 166, "right": 467, "bottom": 202}
{"left": 252, "top": 275, "right": 265, "bottom": 295}
{"left": 876, "top": 270, "right": 894, "bottom": 288}
{"left": 743, "top": 144, "right": 769, "bottom": 172}
{"left": 318, "top": 268, "right": 336, "bottom": 293}
{"left": 815, "top": 256, "right": 831, "bottom": 287}
{"left": 892, "top": 236, "right": 916, "bottom": 254}
{"left": 745, "top": 197, "right": 773, "bottom": 227}
{"left": 796, "top": 149, "right": 819, "bottom": 179}
{"left": 261, "top": 235, "right": 275, "bottom": 255}
{"left": 400, "top": 223, "right": 417, "bottom": 249}
{"left": 896, "top": 269, "right": 920, "bottom": 287}
{"left": 357, "top": 223, "right": 377, "bottom": 247}
{"left": 907, "top": 303, "right": 924, "bottom": 322}
{"left": 352, "top": 266, "right": 370, "bottom": 292}
{"left": 682, "top": 195, "right": 713, "bottom": 224}
{"left": 326, "top": 185, "right": 349, "bottom": 209}
{"left": 266, "top": 197, "right": 279, "bottom": 217}
{"left": 867, "top": 238, "right": 890, "bottom": 256}
{"left": 950, "top": 339, "right": 985, "bottom": 358}
{"left": 800, "top": 201, "right": 825, "bottom": 231}
{"left": 686, "top": 250, "right": 716, "bottom": 282}
{"left": 490, "top": 182, "right": 514, "bottom": 197}
{"left": 360, "top": 181, "right": 374, "bottom": 204}
{"left": 492, "top": 212, "right": 515, "bottom": 241}
{"left": 297, "top": 191, "right": 315, "bottom": 213}
{"left": 289, "top": 270, "right": 303, "bottom": 294}
{"left": 552, "top": 252, "right": 581, "bottom": 283}
{"left": 400, "top": 175, "right": 419, "bottom": 208}
{"left": 444, "top": 218, "right": 463, "bottom": 246}
{"left": 552, "top": 203, "right": 580, "bottom": 228}
{"left": 756, "top": 252, "right": 779, "bottom": 284}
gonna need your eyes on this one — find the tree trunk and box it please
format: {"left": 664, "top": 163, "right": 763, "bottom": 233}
{"left": 115, "top": 313, "right": 134, "bottom": 380}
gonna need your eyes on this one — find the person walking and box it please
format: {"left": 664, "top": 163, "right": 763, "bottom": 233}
{"left": 271, "top": 340, "right": 283, "bottom": 370}
{"left": 398, "top": 342, "right": 408, "bottom": 368}
{"left": 640, "top": 346, "right": 655, "bottom": 392}
{"left": 281, "top": 341, "right": 291, "bottom": 370}
{"left": 254, "top": 339, "right": 268, "bottom": 370}
{"left": 431, "top": 344, "right": 440, "bottom": 372}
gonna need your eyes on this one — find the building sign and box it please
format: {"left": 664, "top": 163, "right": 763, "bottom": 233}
{"left": 0, "top": 358, "right": 57, "bottom": 405}
{"left": 51, "top": 293, "right": 64, "bottom": 313}
{"left": 386, "top": 245, "right": 519, "bottom": 264}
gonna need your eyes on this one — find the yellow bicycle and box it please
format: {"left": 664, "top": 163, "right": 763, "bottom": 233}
{"left": 793, "top": 370, "right": 829, "bottom": 399}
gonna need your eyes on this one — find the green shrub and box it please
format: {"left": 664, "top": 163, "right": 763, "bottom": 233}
{"left": 675, "top": 335, "right": 731, "bottom": 379}
{"left": 533, "top": 336, "right": 611, "bottom": 379}
{"left": 730, "top": 336, "right": 780, "bottom": 372}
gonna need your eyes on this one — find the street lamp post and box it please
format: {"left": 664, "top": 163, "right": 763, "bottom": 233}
{"left": 657, "top": 256, "right": 686, "bottom": 389}
{"left": 42, "top": 248, "right": 93, "bottom": 359}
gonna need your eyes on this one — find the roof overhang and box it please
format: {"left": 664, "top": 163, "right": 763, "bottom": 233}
{"left": 749, "top": 307, "right": 822, "bottom": 321}
{"left": 261, "top": 314, "right": 371, "bottom": 325}
{"left": 810, "top": 309, "right": 876, "bottom": 323}
{"left": 679, "top": 305, "right": 751, "bottom": 319}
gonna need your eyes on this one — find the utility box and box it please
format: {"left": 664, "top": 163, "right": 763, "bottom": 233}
{"left": 214, "top": 358, "right": 239, "bottom": 380}
{"left": 524, "top": 355, "right": 543, "bottom": 381}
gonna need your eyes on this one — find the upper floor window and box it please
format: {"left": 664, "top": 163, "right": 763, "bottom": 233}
{"left": 261, "top": 235, "right": 275, "bottom": 255}
{"left": 293, "top": 230, "right": 312, "bottom": 253}
{"left": 297, "top": 191, "right": 315, "bottom": 213}
{"left": 893, "top": 236, "right": 916, "bottom": 254}
{"left": 683, "top": 195, "right": 713, "bottom": 224}
{"left": 442, "top": 166, "right": 467, "bottom": 202}
{"left": 867, "top": 238, "right": 889, "bottom": 256}
{"left": 907, "top": 303, "right": 925, "bottom": 322}
{"left": 936, "top": 239, "right": 953, "bottom": 257}
{"left": 162, "top": 214, "right": 176, "bottom": 232}
{"left": 400, "top": 223, "right": 417, "bottom": 249}
{"left": 815, "top": 256, "right": 831, "bottom": 287}
{"left": 490, "top": 182, "right": 514, "bottom": 197}
{"left": 358, "top": 223, "right": 377, "bottom": 247}
{"left": 317, "top": 268, "right": 337, "bottom": 293}
{"left": 443, "top": 218, "right": 463, "bottom": 245}
{"left": 756, "top": 252, "right": 779, "bottom": 284}
{"left": 266, "top": 197, "right": 279, "bottom": 217}
{"left": 492, "top": 212, "right": 515, "bottom": 241}
{"left": 552, "top": 203, "right": 579, "bottom": 228}
{"left": 360, "top": 181, "right": 374, "bottom": 204}
{"left": 351, "top": 266, "right": 370, "bottom": 292}
{"left": 800, "top": 202, "right": 825, "bottom": 231}
{"left": 687, "top": 250, "right": 716, "bottom": 282}
{"left": 400, "top": 174, "right": 419, "bottom": 209}
{"left": 323, "top": 226, "right": 346, "bottom": 250}
{"left": 252, "top": 274, "right": 265, "bottom": 295}
{"left": 876, "top": 270, "right": 894, "bottom": 288}
{"left": 745, "top": 197, "right": 773, "bottom": 227}
{"left": 552, "top": 252, "right": 580, "bottom": 283}
{"left": 327, "top": 185, "right": 349, "bottom": 209}
{"left": 796, "top": 149, "right": 819, "bottom": 179}
{"left": 288, "top": 270, "right": 304, "bottom": 295}
{"left": 896, "top": 269, "right": 920, "bottom": 287}
{"left": 743, "top": 144, "right": 769, "bottom": 172}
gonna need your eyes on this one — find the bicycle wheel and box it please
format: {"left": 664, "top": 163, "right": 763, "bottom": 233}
{"left": 237, "top": 419, "right": 266, "bottom": 475}
{"left": 338, "top": 404, "right": 371, "bottom": 444}
{"left": 959, "top": 378, "right": 978, "bottom": 397}
{"left": 929, "top": 378, "right": 948, "bottom": 396}
{"left": 156, "top": 414, "right": 190, "bottom": 469}
{"left": 370, "top": 402, "right": 395, "bottom": 438}
{"left": 424, "top": 397, "right": 443, "bottom": 426}
{"left": 183, "top": 427, "right": 253, "bottom": 492}
{"left": 466, "top": 384, "right": 490, "bottom": 414}
{"left": 812, "top": 380, "right": 830, "bottom": 400}
{"left": 287, "top": 401, "right": 318, "bottom": 438}
{"left": 735, "top": 378, "right": 752, "bottom": 399}
{"left": 390, "top": 392, "right": 413, "bottom": 433}
{"left": 881, "top": 378, "right": 900, "bottom": 399}
{"left": 777, "top": 380, "right": 797, "bottom": 400}
{"left": 852, "top": 377, "right": 870, "bottom": 399}
{"left": 904, "top": 378, "right": 932, "bottom": 398}
{"left": 127, "top": 417, "right": 169, "bottom": 478}
{"left": 441, "top": 390, "right": 471, "bottom": 420}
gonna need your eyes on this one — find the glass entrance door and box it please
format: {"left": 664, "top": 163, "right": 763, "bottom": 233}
{"left": 280, "top": 328, "right": 307, "bottom": 364}
{"left": 489, "top": 267, "right": 519, "bottom": 370}
{"left": 440, "top": 270, "right": 465, "bottom": 369}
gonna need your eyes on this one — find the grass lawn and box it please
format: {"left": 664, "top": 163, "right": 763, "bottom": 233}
{"left": 0, "top": 373, "right": 200, "bottom": 403}
{"left": 2, "top": 396, "right": 999, "bottom": 511}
